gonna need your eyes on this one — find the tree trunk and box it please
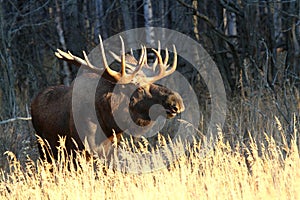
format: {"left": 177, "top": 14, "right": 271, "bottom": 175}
{"left": 144, "top": 0, "right": 155, "bottom": 45}
{"left": 192, "top": 0, "right": 200, "bottom": 41}
{"left": 55, "top": 0, "right": 71, "bottom": 86}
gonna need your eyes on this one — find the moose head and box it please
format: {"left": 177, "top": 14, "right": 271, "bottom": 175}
{"left": 31, "top": 35, "right": 185, "bottom": 161}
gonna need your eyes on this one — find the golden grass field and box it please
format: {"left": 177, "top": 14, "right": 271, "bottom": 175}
{"left": 0, "top": 120, "right": 299, "bottom": 200}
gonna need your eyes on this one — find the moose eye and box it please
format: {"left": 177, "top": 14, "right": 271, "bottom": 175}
{"left": 130, "top": 97, "right": 134, "bottom": 102}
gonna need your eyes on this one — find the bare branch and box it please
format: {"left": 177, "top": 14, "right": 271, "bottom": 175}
{"left": 0, "top": 117, "right": 32, "bottom": 125}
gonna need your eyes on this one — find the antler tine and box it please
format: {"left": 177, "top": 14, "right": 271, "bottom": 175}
{"left": 98, "top": 35, "right": 119, "bottom": 78}
{"left": 160, "top": 45, "right": 177, "bottom": 77}
{"left": 138, "top": 45, "right": 150, "bottom": 70}
{"left": 164, "top": 48, "right": 169, "bottom": 66}
{"left": 144, "top": 46, "right": 148, "bottom": 65}
{"left": 166, "top": 45, "right": 177, "bottom": 75}
{"left": 151, "top": 48, "right": 165, "bottom": 77}
{"left": 143, "top": 45, "right": 148, "bottom": 67}
{"left": 55, "top": 49, "right": 102, "bottom": 74}
{"left": 151, "top": 49, "right": 162, "bottom": 64}
{"left": 130, "top": 48, "right": 134, "bottom": 56}
{"left": 138, "top": 45, "right": 145, "bottom": 66}
{"left": 82, "top": 51, "right": 103, "bottom": 73}
{"left": 119, "top": 36, "right": 126, "bottom": 76}
{"left": 132, "top": 46, "right": 146, "bottom": 74}
{"left": 151, "top": 41, "right": 160, "bottom": 71}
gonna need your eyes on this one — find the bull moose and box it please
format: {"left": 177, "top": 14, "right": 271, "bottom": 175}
{"left": 31, "top": 35, "right": 185, "bottom": 161}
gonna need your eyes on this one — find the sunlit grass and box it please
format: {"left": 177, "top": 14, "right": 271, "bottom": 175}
{"left": 0, "top": 118, "right": 299, "bottom": 200}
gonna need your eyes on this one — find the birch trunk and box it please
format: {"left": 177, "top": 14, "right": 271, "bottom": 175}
{"left": 55, "top": 0, "right": 71, "bottom": 86}
{"left": 192, "top": 0, "right": 200, "bottom": 41}
{"left": 144, "top": 0, "right": 155, "bottom": 45}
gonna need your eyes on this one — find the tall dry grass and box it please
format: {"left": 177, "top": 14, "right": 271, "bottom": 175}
{"left": 0, "top": 118, "right": 299, "bottom": 200}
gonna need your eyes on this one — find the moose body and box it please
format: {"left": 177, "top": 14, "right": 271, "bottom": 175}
{"left": 31, "top": 36, "right": 185, "bottom": 161}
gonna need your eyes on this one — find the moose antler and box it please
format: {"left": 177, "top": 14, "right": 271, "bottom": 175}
{"left": 143, "top": 45, "right": 177, "bottom": 83}
{"left": 55, "top": 35, "right": 177, "bottom": 84}
{"left": 55, "top": 49, "right": 103, "bottom": 74}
